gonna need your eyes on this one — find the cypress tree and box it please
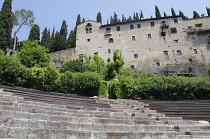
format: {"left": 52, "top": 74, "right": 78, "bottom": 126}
{"left": 107, "top": 19, "right": 109, "bottom": 25}
{"left": 163, "top": 12, "right": 167, "bottom": 17}
{"left": 59, "top": 20, "right": 68, "bottom": 50}
{"left": 76, "top": 14, "right": 81, "bottom": 26}
{"left": 96, "top": 12, "right": 102, "bottom": 23}
{"left": 113, "top": 12, "right": 118, "bottom": 24}
{"left": 171, "top": 7, "right": 176, "bottom": 16}
{"left": 82, "top": 18, "right": 85, "bottom": 23}
{"left": 140, "top": 10, "right": 144, "bottom": 20}
{"left": 127, "top": 16, "right": 132, "bottom": 21}
{"left": 155, "top": 5, "right": 161, "bottom": 18}
{"left": 41, "top": 27, "right": 51, "bottom": 50}
{"left": 193, "top": 11, "right": 200, "bottom": 18}
{"left": 67, "top": 30, "right": 76, "bottom": 48}
{"left": 28, "top": 24, "right": 40, "bottom": 43}
{"left": 206, "top": 7, "right": 210, "bottom": 16}
{"left": 50, "top": 27, "right": 55, "bottom": 52}
{"left": 179, "top": 11, "right": 187, "bottom": 19}
{"left": 110, "top": 16, "right": 113, "bottom": 24}
{"left": 0, "top": 0, "right": 13, "bottom": 50}
{"left": 122, "top": 14, "right": 126, "bottom": 22}
{"left": 54, "top": 31, "right": 61, "bottom": 51}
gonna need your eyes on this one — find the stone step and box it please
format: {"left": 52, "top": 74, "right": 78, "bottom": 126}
{"left": 0, "top": 127, "right": 187, "bottom": 139}
{"left": 0, "top": 118, "right": 171, "bottom": 132}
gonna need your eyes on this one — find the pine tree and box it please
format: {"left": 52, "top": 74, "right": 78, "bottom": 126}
{"left": 127, "top": 16, "right": 132, "bottom": 21}
{"left": 82, "top": 18, "right": 85, "bottom": 23}
{"left": 110, "top": 16, "right": 113, "bottom": 24}
{"left": 122, "top": 14, "right": 127, "bottom": 22}
{"left": 113, "top": 12, "right": 118, "bottom": 24}
{"left": 54, "top": 31, "right": 61, "bottom": 51}
{"left": 179, "top": 11, "right": 187, "bottom": 19}
{"left": 193, "top": 11, "right": 200, "bottom": 18}
{"left": 67, "top": 30, "right": 76, "bottom": 48}
{"left": 41, "top": 27, "right": 48, "bottom": 46}
{"left": 96, "top": 12, "right": 102, "bottom": 23}
{"left": 59, "top": 20, "right": 68, "bottom": 50}
{"left": 163, "top": 12, "right": 167, "bottom": 17}
{"left": 76, "top": 14, "right": 81, "bottom": 26}
{"left": 155, "top": 5, "right": 161, "bottom": 18}
{"left": 171, "top": 7, "right": 176, "bottom": 16}
{"left": 0, "top": 0, "right": 13, "bottom": 50}
{"left": 206, "top": 7, "right": 210, "bottom": 16}
{"left": 28, "top": 24, "right": 40, "bottom": 43}
{"left": 107, "top": 19, "right": 109, "bottom": 25}
{"left": 50, "top": 27, "right": 55, "bottom": 52}
{"left": 133, "top": 12, "right": 139, "bottom": 21}
{"left": 140, "top": 10, "right": 144, "bottom": 20}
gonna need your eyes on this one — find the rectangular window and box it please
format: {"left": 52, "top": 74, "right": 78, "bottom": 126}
{"left": 170, "top": 28, "right": 177, "bottom": 34}
{"left": 174, "top": 39, "right": 179, "bottom": 43}
{"left": 87, "top": 39, "right": 90, "bottom": 42}
{"left": 108, "top": 49, "right": 111, "bottom": 53}
{"left": 94, "top": 52, "right": 98, "bottom": 55}
{"left": 156, "top": 62, "right": 160, "bottom": 67}
{"left": 130, "top": 24, "right": 134, "bottom": 29}
{"left": 147, "top": 34, "right": 152, "bottom": 38}
{"left": 137, "top": 24, "right": 141, "bottom": 28}
{"left": 134, "top": 54, "right": 138, "bottom": 59}
{"left": 116, "top": 26, "right": 120, "bottom": 31}
{"left": 189, "top": 59, "right": 193, "bottom": 63}
{"left": 132, "top": 36, "right": 136, "bottom": 40}
{"left": 174, "top": 19, "right": 178, "bottom": 23}
{"left": 150, "top": 22, "right": 155, "bottom": 27}
{"left": 163, "top": 51, "right": 168, "bottom": 55}
{"left": 196, "top": 24, "right": 202, "bottom": 27}
{"left": 176, "top": 50, "right": 182, "bottom": 56}
{"left": 193, "top": 49, "right": 198, "bottom": 54}
{"left": 130, "top": 65, "right": 135, "bottom": 70}
{"left": 161, "top": 21, "right": 166, "bottom": 25}
{"left": 109, "top": 38, "right": 113, "bottom": 43}
{"left": 106, "top": 28, "right": 111, "bottom": 31}
{"left": 89, "top": 28, "right": 92, "bottom": 33}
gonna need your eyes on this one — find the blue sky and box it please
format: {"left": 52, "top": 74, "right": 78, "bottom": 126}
{"left": 0, "top": 0, "right": 210, "bottom": 41}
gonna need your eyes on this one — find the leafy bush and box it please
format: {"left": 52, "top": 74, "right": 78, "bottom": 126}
{"left": 98, "top": 80, "right": 108, "bottom": 97}
{"left": 60, "top": 59, "right": 86, "bottom": 73}
{"left": 0, "top": 55, "right": 26, "bottom": 86}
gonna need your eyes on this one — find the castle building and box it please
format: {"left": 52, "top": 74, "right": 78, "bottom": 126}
{"left": 75, "top": 16, "right": 210, "bottom": 76}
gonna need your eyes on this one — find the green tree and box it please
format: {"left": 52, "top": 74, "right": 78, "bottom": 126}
{"left": 67, "top": 30, "right": 76, "bottom": 48}
{"left": 206, "top": 7, "right": 210, "bottom": 16}
{"left": 122, "top": 14, "right": 126, "bottom": 22}
{"left": 41, "top": 27, "right": 51, "bottom": 50}
{"left": 113, "top": 12, "right": 119, "bottom": 23}
{"left": 163, "top": 12, "right": 167, "bottom": 17}
{"left": 171, "top": 7, "right": 176, "bottom": 16}
{"left": 179, "top": 11, "right": 187, "bottom": 19}
{"left": 17, "top": 40, "right": 51, "bottom": 68}
{"left": 28, "top": 24, "right": 40, "bottom": 43}
{"left": 82, "top": 18, "right": 85, "bottom": 23}
{"left": 106, "top": 50, "right": 125, "bottom": 79}
{"left": 193, "top": 11, "right": 200, "bottom": 18}
{"left": 54, "top": 31, "right": 61, "bottom": 51}
{"left": 0, "top": 55, "right": 26, "bottom": 86}
{"left": 96, "top": 12, "right": 102, "bottom": 23}
{"left": 127, "top": 16, "right": 132, "bottom": 21}
{"left": 140, "top": 10, "right": 144, "bottom": 20}
{"left": 13, "top": 9, "right": 35, "bottom": 51}
{"left": 133, "top": 12, "right": 139, "bottom": 21}
{"left": 76, "top": 14, "right": 81, "bottom": 26}
{"left": 50, "top": 26, "right": 55, "bottom": 52}
{"left": 59, "top": 20, "right": 68, "bottom": 50}
{"left": 0, "top": 0, "right": 13, "bottom": 50}
{"left": 60, "top": 59, "right": 86, "bottom": 73}
{"left": 155, "top": 5, "right": 161, "bottom": 18}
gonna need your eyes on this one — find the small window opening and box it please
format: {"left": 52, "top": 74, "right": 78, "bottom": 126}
{"left": 87, "top": 39, "right": 90, "bottom": 42}
{"left": 106, "top": 28, "right": 111, "bottom": 31}
{"left": 132, "top": 36, "right": 136, "bottom": 40}
{"left": 176, "top": 50, "right": 182, "bottom": 56}
{"left": 161, "top": 32, "right": 166, "bottom": 36}
{"left": 130, "top": 65, "right": 135, "bottom": 70}
{"left": 137, "top": 24, "right": 141, "bottom": 28}
{"left": 189, "top": 59, "right": 193, "bottom": 63}
{"left": 193, "top": 49, "right": 198, "bottom": 54}
{"left": 174, "top": 19, "right": 178, "bottom": 23}
{"left": 86, "top": 28, "right": 89, "bottom": 34}
{"left": 89, "top": 28, "right": 92, "bottom": 33}
{"left": 150, "top": 22, "right": 155, "bottom": 27}
{"left": 196, "top": 24, "right": 202, "bottom": 27}
{"left": 79, "top": 54, "right": 84, "bottom": 62}
{"left": 130, "top": 24, "right": 134, "bottom": 29}
{"left": 156, "top": 62, "right": 160, "bottom": 67}
{"left": 109, "top": 38, "right": 113, "bottom": 43}
{"left": 108, "top": 49, "right": 111, "bottom": 54}
{"left": 134, "top": 54, "right": 138, "bottom": 59}
{"left": 174, "top": 40, "right": 179, "bottom": 43}
{"left": 148, "top": 34, "right": 152, "bottom": 38}
{"left": 94, "top": 52, "right": 98, "bottom": 55}
{"left": 163, "top": 51, "right": 168, "bottom": 55}
{"left": 116, "top": 26, "right": 120, "bottom": 31}
{"left": 171, "top": 28, "right": 177, "bottom": 34}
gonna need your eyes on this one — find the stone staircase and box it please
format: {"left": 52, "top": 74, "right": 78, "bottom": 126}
{"left": 0, "top": 87, "right": 210, "bottom": 138}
